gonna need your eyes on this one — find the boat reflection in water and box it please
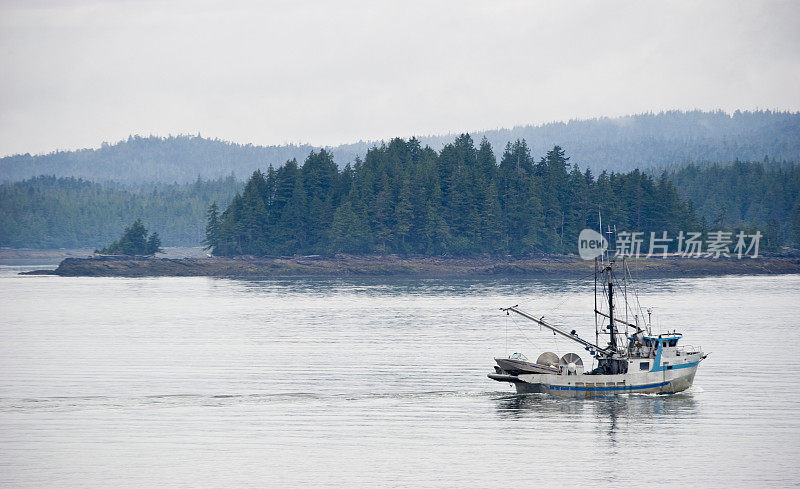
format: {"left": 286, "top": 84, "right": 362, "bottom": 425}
{"left": 494, "top": 391, "right": 699, "bottom": 419}
{"left": 493, "top": 391, "right": 700, "bottom": 446}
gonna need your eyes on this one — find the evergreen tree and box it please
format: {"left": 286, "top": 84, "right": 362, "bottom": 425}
{"left": 328, "top": 200, "right": 371, "bottom": 253}
{"left": 146, "top": 232, "right": 163, "bottom": 254}
{"left": 536, "top": 146, "right": 571, "bottom": 251}
{"left": 498, "top": 140, "right": 545, "bottom": 253}
{"left": 279, "top": 164, "right": 309, "bottom": 253}
{"left": 98, "top": 218, "right": 162, "bottom": 255}
{"left": 302, "top": 150, "right": 339, "bottom": 248}
{"left": 203, "top": 202, "right": 220, "bottom": 251}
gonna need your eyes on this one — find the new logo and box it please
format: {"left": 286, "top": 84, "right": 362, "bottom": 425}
{"left": 578, "top": 229, "right": 607, "bottom": 260}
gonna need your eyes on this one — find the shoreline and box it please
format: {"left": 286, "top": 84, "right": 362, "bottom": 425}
{"left": 18, "top": 254, "right": 800, "bottom": 278}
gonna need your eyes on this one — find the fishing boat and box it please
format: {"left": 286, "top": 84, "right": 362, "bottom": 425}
{"left": 489, "top": 259, "right": 706, "bottom": 397}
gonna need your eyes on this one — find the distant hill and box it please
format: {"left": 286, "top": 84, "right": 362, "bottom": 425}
{"left": 0, "top": 175, "right": 242, "bottom": 248}
{"left": 431, "top": 109, "right": 800, "bottom": 172}
{"left": 0, "top": 136, "right": 327, "bottom": 184}
{"left": 1, "top": 110, "right": 798, "bottom": 184}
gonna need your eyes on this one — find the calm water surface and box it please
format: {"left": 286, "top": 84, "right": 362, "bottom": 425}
{"left": 1, "top": 267, "right": 799, "bottom": 487}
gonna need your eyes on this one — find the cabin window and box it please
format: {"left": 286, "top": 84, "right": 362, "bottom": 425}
{"left": 668, "top": 339, "right": 678, "bottom": 347}
{"left": 639, "top": 362, "right": 649, "bottom": 370}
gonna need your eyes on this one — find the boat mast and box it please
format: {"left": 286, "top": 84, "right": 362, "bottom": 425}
{"left": 596, "top": 209, "right": 603, "bottom": 351}
{"left": 607, "top": 264, "right": 617, "bottom": 352}
{"left": 594, "top": 258, "right": 599, "bottom": 348}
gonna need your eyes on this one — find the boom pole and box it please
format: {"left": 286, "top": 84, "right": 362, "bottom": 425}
{"left": 501, "top": 305, "right": 610, "bottom": 354}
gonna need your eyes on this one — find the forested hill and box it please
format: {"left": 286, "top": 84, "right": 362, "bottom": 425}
{"left": 669, "top": 161, "right": 800, "bottom": 246}
{"left": 0, "top": 176, "right": 242, "bottom": 249}
{"left": 2, "top": 110, "right": 798, "bottom": 184}
{"left": 428, "top": 110, "right": 800, "bottom": 173}
{"left": 2, "top": 140, "right": 798, "bottom": 250}
{"left": 0, "top": 136, "right": 321, "bottom": 185}
{"left": 207, "top": 137, "right": 702, "bottom": 256}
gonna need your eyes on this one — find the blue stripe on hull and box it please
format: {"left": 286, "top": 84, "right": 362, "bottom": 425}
{"left": 651, "top": 360, "right": 699, "bottom": 373}
{"left": 650, "top": 343, "right": 700, "bottom": 372}
{"left": 549, "top": 381, "right": 670, "bottom": 392}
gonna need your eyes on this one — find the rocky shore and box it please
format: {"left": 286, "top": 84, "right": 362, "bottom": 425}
{"left": 19, "top": 253, "right": 800, "bottom": 278}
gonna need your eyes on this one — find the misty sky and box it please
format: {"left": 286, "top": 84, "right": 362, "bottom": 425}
{"left": 1, "top": 0, "right": 799, "bottom": 157}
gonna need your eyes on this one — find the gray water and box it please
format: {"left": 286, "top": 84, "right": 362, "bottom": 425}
{"left": 1, "top": 266, "right": 799, "bottom": 488}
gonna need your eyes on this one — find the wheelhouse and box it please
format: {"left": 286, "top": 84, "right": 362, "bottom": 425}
{"left": 645, "top": 334, "right": 682, "bottom": 348}
{"left": 627, "top": 333, "right": 683, "bottom": 359}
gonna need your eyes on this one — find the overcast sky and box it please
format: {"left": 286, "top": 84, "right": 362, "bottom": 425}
{"left": 1, "top": 0, "right": 798, "bottom": 157}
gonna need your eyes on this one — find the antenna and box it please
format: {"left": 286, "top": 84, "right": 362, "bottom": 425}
{"left": 598, "top": 209, "right": 604, "bottom": 265}
{"left": 605, "top": 224, "right": 615, "bottom": 259}
{"left": 623, "top": 256, "right": 629, "bottom": 329}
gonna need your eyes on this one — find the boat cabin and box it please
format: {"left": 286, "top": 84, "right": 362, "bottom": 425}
{"left": 624, "top": 332, "right": 704, "bottom": 373}
{"left": 628, "top": 332, "right": 682, "bottom": 359}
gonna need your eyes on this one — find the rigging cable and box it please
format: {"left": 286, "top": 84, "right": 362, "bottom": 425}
{"left": 624, "top": 258, "right": 648, "bottom": 332}
{"left": 507, "top": 314, "right": 541, "bottom": 352}
{"left": 544, "top": 269, "right": 597, "bottom": 316}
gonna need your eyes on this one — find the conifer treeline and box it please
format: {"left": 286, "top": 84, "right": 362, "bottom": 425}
{"left": 206, "top": 135, "right": 700, "bottom": 256}
{"left": 669, "top": 161, "right": 800, "bottom": 248}
{"left": 0, "top": 175, "right": 241, "bottom": 248}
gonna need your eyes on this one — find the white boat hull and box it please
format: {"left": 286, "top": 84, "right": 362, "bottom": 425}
{"left": 510, "top": 363, "right": 699, "bottom": 397}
